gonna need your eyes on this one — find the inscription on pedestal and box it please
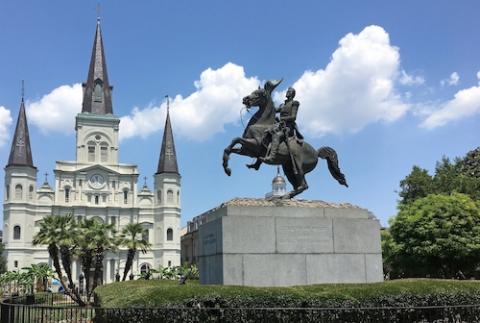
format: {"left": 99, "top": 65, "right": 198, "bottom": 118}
{"left": 276, "top": 217, "right": 334, "bottom": 253}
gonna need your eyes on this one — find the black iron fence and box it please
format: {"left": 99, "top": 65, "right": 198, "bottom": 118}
{"left": 2, "top": 293, "right": 480, "bottom": 322}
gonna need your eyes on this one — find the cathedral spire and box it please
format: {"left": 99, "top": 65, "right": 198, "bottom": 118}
{"left": 81, "top": 18, "right": 113, "bottom": 115}
{"left": 7, "top": 94, "right": 35, "bottom": 168}
{"left": 156, "top": 96, "right": 179, "bottom": 175}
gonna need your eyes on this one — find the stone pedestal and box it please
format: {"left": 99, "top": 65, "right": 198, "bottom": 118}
{"left": 198, "top": 198, "right": 383, "bottom": 286}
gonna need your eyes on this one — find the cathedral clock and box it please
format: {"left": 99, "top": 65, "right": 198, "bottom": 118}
{"left": 89, "top": 174, "right": 105, "bottom": 189}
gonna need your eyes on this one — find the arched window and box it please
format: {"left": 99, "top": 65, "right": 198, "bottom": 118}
{"left": 94, "top": 195, "right": 99, "bottom": 205}
{"left": 167, "top": 190, "right": 173, "bottom": 203}
{"left": 140, "top": 263, "right": 150, "bottom": 274}
{"left": 157, "top": 190, "right": 162, "bottom": 203}
{"left": 123, "top": 190, "right": 128, "bottom": 204}
{"left": 100, "top": 142, "right": 108, "bottom": 163}
{"left": 142, "top": 228, "right": 149, "bottom": 242}
{"left": 166, "top": 228, "right": 173, "bottom": 241}
{"left": 88, "top": 141, "right": 96, "bottom": 162}
{"left": 29, "top": 185, "right": 34, "bottom": 200}
{"left": 64, "top": 187, "right": 70, "bottom": 203}
{"left": 15, "top": 184, "right": 23, "bottom": 200}
{"left": 177, "top": 191, "right": 180, "bottom": 203}
{"left": 5, "top": 185, "right": 9, "bottom": 200}
{"left": 13, "top": 225, "right": 21, "bottom": 240}
{"left": 91, "top": 216, "right": 104, "bottom": 224}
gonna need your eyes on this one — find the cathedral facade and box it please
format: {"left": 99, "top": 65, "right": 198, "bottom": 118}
{"left": 2, "top": 20, "right": 181, "bottom": 283}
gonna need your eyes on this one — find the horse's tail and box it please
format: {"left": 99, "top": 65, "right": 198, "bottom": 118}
{"left": 318, "top": 146, "right": 348, "bottom": 187}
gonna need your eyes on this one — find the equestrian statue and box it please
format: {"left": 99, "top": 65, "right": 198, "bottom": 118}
{"left": 222, "top": 79, "right": 348, "bottom": 198}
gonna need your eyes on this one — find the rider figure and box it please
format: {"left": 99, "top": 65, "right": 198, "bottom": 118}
{"left": 261, "top": 87, "right": 303, "bottom": 163}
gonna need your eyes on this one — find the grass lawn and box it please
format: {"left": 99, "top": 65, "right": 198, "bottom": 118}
{"left": 95, "top": 279, "right": 480, "bottom": 308}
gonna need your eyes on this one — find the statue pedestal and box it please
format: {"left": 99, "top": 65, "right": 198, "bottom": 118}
{"left": 198, "top": 198, "right": 383, "bottom": 286}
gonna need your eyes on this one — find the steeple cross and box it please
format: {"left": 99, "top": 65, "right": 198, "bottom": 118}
{"left": 44, "top": 172, "right": 49, "bottom": 183}
{"left": 143, "top": 176, "right": 147, "bottom": 187}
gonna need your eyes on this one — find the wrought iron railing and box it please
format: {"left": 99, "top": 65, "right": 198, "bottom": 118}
{"left": 2, "top": 293, "right": 480, "bottom": 322}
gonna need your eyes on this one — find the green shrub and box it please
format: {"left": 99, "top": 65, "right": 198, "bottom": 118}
{"left": 94, "top": 279, "right": 480, "bottom": 322}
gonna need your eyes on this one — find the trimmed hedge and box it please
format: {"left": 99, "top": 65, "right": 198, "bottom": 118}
{"left": 93, "top": 279, "right": 480, "bottom": 322}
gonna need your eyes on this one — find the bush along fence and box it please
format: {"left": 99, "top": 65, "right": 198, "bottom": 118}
{"left": 3, "top": 293, "right": 480, "bottom": 323}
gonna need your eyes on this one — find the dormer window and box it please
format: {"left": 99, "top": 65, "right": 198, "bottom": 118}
{"left": 94, "top": 79, "right": 103, "bottom": 103}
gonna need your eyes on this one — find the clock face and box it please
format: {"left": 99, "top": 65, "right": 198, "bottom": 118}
{"left": 90, "top": 174, "right": 105, "bottom": 189}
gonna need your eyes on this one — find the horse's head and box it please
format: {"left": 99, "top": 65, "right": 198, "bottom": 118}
{"left": 242, "top": 79, "right": 283, "bottom": 109}
{"left": 242, "top": 87, "right": 267, "bottom": 108}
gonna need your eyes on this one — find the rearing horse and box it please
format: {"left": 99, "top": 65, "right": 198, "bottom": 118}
{"left": 222, "top": 79, "right": 348, "bottom": 198}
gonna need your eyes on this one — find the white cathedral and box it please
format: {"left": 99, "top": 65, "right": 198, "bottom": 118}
{"left": 2, "top": 20, "right": 181, "bottom": 283}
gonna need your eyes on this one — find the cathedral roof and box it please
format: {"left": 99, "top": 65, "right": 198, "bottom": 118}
{"left": 81, "top": 19, "right": 113, "bottom": 115}
{"left": 156, "top": 108, "right": 179, "bottom": 175}
{"left": 6, "top": 97, "right": 35, "bottom": 169}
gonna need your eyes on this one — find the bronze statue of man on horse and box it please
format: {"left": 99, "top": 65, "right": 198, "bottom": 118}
{"left": 222, "top": 79, "right": 348, "bottom": 198}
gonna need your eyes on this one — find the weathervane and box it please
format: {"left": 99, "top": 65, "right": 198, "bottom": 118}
{"left": 96, "top": 3, "right": 101, "bottom": 23}
{"left": 21, "top": 80, "right": 25, "bottom": 101}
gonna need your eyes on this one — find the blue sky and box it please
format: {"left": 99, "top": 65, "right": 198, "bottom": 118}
{"left": 1, "top": 1, "right": 479, "bottom": 227}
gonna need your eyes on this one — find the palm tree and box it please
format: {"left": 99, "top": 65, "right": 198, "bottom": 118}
{"left": 76, "top": 218, "right": 95, "bottom": 298}
{"left": 25, "top": 264, "right": 54, "bottom": 292}
{"left": 89, "top": 220, "right": 117, "bottom": 299}
{"left": 76, "top": 218, "right": 118, "bottom": 303}
{"left": 120, "top": 223, "right": 151, "bottom": 281}
{"left": 33, "top": 215, "right": 84, "bottom": 306}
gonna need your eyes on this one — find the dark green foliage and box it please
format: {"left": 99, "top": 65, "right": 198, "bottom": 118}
{"left": 461, "top": 147, "right": 480, "bottom": 179}
{"left": 0, "top": 243, "right": 7, "bottom": 274}
{"left": 398, "top": 166, "right": 433, "bottom": 205}
{"left": 93, "top": 279, "right": 480, "bottom": 322}
{"left": 398, "top": 152, "right": 480, "bottom": 206}
{"left": 388, "top": 148, "right": 480, "bottom": 278}
{"left": 387, "top": 193, "right": 480, "bottom": 278}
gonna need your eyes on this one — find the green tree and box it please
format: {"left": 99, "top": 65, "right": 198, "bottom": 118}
{"left": 120, "top": 223, "right": 151, "bottom": 281}
{"left": 89, "top": 221, "right": 117, "bottom": 299}
{"left": 23, "top": 263, "right": 54, "bottom": 293}
{"left": 389, "top": 193, "right": 480, "bottom": 278}
{"left": 432, "top": 157, "right": 462, "bottom": 195}
{"left": 33, "top": 215, "right": 84, "bottom": 306}
{"left": 398, "top": 166, "right": 433, "bottom": 205}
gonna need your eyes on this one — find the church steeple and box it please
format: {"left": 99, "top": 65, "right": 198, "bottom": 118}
{"left": 81, "top": 19, "right": 113, "bottom": 115}
{"left": 6, "top": 96, "right": 35, "bottom": 168}
{"left": 156, "top": 98, "right": 179, "bottom": 175}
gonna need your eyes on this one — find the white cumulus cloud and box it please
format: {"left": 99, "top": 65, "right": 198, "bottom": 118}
{"left": 120, "top": 62, "right": 260, "bottom": 141}
{"left": 399, "top": 70, "right": 425, "bottom": 86}
{"left": 420, "top": 84, "right": 480, "bottom": 129}
{"left": 27, "top": 84, "right": 82, "bottom": 134}
{"left": 0, "top": 106, "right": 13, "bottom": 148}
{"left": 440, "top": 72, "right": 460, "bottom": 86}
{"left": 289, "top": 25, "right": 409, "bottom": 136}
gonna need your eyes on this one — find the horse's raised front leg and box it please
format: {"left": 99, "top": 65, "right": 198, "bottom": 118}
{"left": 223, "top": 137, "right": 244, "bottom": 176}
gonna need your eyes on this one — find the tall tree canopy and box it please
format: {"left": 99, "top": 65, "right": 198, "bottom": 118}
{"left": 388, "top": 193, "right": 480, "bottom": 278}
{"left": 385, "top": 147, "right": 480, "bottom": 279}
